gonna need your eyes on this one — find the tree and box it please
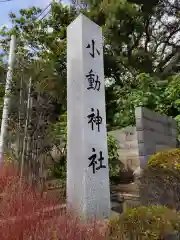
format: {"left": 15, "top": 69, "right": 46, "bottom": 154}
{"left": 0, "top": 4, "right": 77, "bottom": 112}
{"left": 83, "top": 0, "right": 180, "bottom": 79}
{"left": 0, "top": 4, "right": 76, "bottom": 179}
{"left": 108, "top": 73, "right": 165, "bottom": 128}
{"left": 1, "top": 0, "right": 180, "bottom": 131}
{"left": 80, "top": 0, "right": 180, "bottom": 128}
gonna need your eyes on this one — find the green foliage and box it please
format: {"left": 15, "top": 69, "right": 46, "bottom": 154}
{"left": 112, "top": 73, "right": 164, "bottom": 127}
{"left": 109, "top": 73, "right": 180, "bottom": 129}
{"left": 107, "top": 135, "right": 121, "bottom": 179}
{"left": 160, "top": 75, "right": 180, "bottom": 138}
{"left": 0, "top": 3, "right": 77, "bottom": 116}
{"left": 83, "top": 0, "right": 180, "bottom": 129}
{"left": 49, "top": 112, "right": 67, "bottom": 183}
{"left": 50, "top": 111, "right": 67, "bottom": 145}
{"left": 51, "top": 155, "right": 67, "bottom": 184}
{"left": 109, "top": 206, "right": 178, "bottom": 240}
{"left": 1, "top": 0, "right": 180, "bottom": 132}
{"left": 140, "top": 149, "right": 180, "bottom": 209}
{"left": 1, "top": 1, "right": 180, "bottom": 132}
{"left": 163, "top": 75, "right": 180, "bottom": 112}
{"left": 87, "top": 0, "right": 180, "bottom": 77}
{"left": 148, "top": 149, "right": 180, "bottom": 174}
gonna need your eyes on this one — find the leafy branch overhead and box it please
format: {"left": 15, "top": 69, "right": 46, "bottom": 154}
{"left": 84, "top": 0, "right": 180, "bottom": 78}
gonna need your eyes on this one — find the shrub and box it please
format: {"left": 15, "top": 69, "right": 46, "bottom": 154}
{"left": 0, "top": 164, "right": 108, "bottom": 240}
{"left": 140, "top": 149, "right": 180, "bottom": 209}
{"left": 107, "top": 135, "right": 122, "bottom": 181}
{"left": 148, "top": 148, "right": 180, "bottom": 175}
{"left": 108, "top": 205, "right": 178, "bottom": 240}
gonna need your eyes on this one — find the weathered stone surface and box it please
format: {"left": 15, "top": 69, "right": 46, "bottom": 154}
{"left": 109, "top": 126, "right": 139, "bottom": 170}
{"left": 109, "top": 107, "right": 177, "bottom": 171}
{"left": 67, "top": 14, "right": 110, "bottom": 220}
{"left": 135, "top": 107, "right": 178, "bottom": 167}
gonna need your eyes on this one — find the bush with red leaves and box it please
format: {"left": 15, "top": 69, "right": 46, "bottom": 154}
{"left": 0, "top": 165, "right": 108, "bottom": 240}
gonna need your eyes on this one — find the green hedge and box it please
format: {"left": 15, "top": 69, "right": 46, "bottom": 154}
{"left": 140, "top": 149, "right": 180, "bottom": 209}
{"left": 148, "top": 148, "right": 180, "bottom": 173}
{"left": 109, "top": 206, "right": 178, "bottom": 240}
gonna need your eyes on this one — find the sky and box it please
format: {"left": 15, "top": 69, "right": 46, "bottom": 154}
{"left": 0, "top": 0, "right": 69, "bottom": 27}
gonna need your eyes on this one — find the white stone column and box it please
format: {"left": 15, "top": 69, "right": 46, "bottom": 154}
{"left": 67, "top": 14, "right": 111, "bottom": 220}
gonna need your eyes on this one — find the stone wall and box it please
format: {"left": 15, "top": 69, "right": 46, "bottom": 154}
{"left": 135, "top": 107, "right": 178, "bottom": 168}
{"left": 109, "top": 126, "right": 139, "bottom": 171}
{"left": 109, "top": 107, "right": 178, "bottom": 169}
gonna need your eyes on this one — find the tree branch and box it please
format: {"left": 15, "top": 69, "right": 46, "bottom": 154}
{"left": 144, "top": 17, "right": 151, "bottom": 52}
{"left": 156, "top": 47, "right": 179, "bottom": 72}
{"left": 161, "top": 50, "right": 180, "bottom": 76}
{"left": 127, "top": 31, "right": 144, "bottom": 58}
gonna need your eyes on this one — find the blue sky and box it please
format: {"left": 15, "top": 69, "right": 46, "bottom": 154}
{"left": 0, "top": 0, "right": 69, "bottom": 27}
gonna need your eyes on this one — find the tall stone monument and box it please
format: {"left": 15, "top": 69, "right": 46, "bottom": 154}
{"left": 67, "top": 14, "right": 111, "bottom": 219}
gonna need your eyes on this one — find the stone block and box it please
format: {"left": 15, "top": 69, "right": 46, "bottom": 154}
{"left": 138, "top": 142, "right": 156, "bottom": 156}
